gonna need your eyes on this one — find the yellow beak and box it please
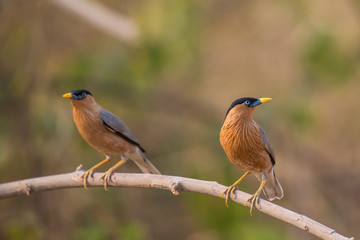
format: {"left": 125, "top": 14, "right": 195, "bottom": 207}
{"left": 259, "top": 97, "right": 272, "bottom": 104}
{"left": 63, "top": 93, "right": 72, "bottom": 99}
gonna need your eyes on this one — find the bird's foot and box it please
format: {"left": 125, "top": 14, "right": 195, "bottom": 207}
{"left": 244, "top": 192, "right": 261, "bottom": 216}
{"left": 244, "top": 178, "right": 266, "bottom": 215}
{"left": 79, "top": 169, "right": 95, "bottom": 190}
{"left": 99, "top": 170, "right": 114, "bottom": 191}
{"left": 222, "top": 184, "right": 238, "bottom": 207}
{"left": 222, "top": 171, "right": 251, "bottom": 207}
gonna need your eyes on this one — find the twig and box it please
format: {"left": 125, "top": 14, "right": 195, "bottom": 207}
{"left": 0, "top": 170, "right": 353, "bottom": 240}
{"left": 49, "top": 0, "right": 139, "bottom": 44}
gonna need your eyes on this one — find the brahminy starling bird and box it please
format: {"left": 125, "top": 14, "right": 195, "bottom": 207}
{"left": 63, "top": 89, "right": 160, "bottom": 190}
{"left": 220, "top": 97, "right": 283, "bottom": 215}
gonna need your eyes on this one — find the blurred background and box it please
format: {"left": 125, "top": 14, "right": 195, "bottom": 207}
{"left": 0, "top": 0, "right": 359, "bottom": 239}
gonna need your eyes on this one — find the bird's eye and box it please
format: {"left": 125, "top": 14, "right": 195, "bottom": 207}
{"left": 81, "top": 93, "right": 87, "bottom": 98}
{"left": 244, "top": 100, "right": 250, "bottom": 105}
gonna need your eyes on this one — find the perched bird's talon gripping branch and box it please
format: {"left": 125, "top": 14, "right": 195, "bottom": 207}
{"left": 63, "top": 89, "right": 161, "bottom": 190}
{"left": 220, "top": 97, "right": 283, "bottom": 215}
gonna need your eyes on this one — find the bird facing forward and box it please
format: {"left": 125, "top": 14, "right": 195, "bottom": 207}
{"left": 63, "top": 89, "right": 160, "bottom": 190}
{"left": 220, "top": 97, "right": 283, "bottom": 215}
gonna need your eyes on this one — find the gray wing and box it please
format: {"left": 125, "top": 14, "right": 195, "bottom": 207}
{"left": 100, "top": 109, "right": 145, "bottom": 152}
{"left": 259, "top": 126, "right": 276, "bottom": 166}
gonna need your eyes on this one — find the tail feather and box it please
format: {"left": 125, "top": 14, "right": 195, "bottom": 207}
{"left": 129, "top": 148, "right": 161, "bottom": 175}
{"left": 255, "top": 169, "right": 283, "bottom": 201}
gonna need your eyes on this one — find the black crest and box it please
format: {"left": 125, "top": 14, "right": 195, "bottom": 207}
{"left": 70, "top": 89, "right": 93, "bottom": 100}
{"left": 224, "top": 97, "right": 258, "bottom": 119}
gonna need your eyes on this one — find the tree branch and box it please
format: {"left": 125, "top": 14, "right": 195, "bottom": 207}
{"left": 49, "top": 0, "right": 140, "bottom": 44}
{"left": 0, "top": 169, "right": 353, "bottom": 240}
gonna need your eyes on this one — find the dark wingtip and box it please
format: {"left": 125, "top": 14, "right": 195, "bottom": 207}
{"left": 102, "top": 120, "right": 146, "bottom": 153}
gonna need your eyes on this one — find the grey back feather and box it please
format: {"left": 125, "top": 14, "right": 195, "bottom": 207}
{"left": 258, "top": 126, "right": 276, "bottom": 166}
{"left": 100, "top": 109, "right": 145, "bottom": 152}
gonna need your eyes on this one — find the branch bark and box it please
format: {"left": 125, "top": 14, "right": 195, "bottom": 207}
{"left": 0, "top": 170, "right": 353, "bottom": 240}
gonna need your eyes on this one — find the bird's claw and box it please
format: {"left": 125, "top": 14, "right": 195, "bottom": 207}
{"left": 222, "top": 185, "right": 238, "bottom": 207}
{"left": 79, "top": 169, "right": 95, "bottom": 190}
{"left": 99, "top": 171, "right": 113, "bottom": 191}
{"left": 244, "top": 193, "right": 261, "bottom": 216}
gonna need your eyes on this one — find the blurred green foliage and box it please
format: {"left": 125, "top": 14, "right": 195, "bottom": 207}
{"left": 4, "top": 221, "right": 41, "bottom": 240}
{"left": 302, "top": 32, "right": 353, "bottom": 86}
{"left": 287, "top": 101, "right": 314, "bottom": 132}
{"left": 73, "top": 222, "right": 109, "bottom": 240}
{"left": 117, "top": 221, "right": 146, "bottom": 240}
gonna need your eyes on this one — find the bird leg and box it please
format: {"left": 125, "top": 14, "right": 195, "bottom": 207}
{"left": 99, "top": 159, "right": 127, "bottom": 191}
{"left": 80, "top": 157, "right": 112, "bottom": 190}
{"left": 222, "top": 171, "right": 251, "bottom": 207}
{"left": 244, "top": 179, "right": 266, "bottom": 216}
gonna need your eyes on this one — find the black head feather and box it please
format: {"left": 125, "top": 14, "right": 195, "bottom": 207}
{"left": 224, "top": 97, "right": 258, "bottom": 119}
{"left": 70, "top": 89, "right": 93, "bottom": 100}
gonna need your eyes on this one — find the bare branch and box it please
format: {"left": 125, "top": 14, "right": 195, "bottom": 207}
{"left": 49, "top": 0, "right": 140, "bottom": 44}
{"left": 0, "top": 170, "right": 353, "bottom": 240}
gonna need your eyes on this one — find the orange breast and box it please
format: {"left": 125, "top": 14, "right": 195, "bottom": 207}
{"left": 220, "top": 113, "right": 272, "bottom": 173}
